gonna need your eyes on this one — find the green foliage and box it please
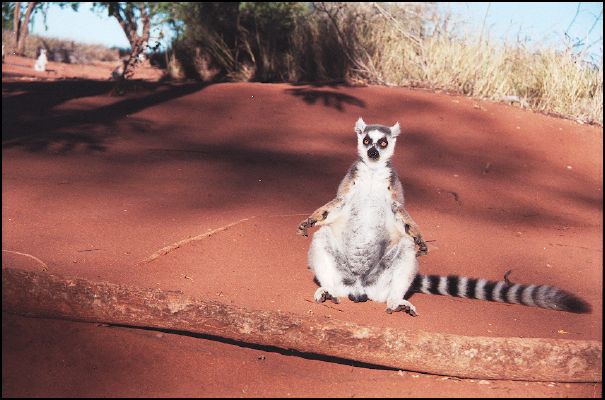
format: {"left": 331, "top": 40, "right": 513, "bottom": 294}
{"left": 239, "top": 2, "right": 307, "bottom": 31}
{"left": 169, "top": 2, "right": 312, "bottom": 82}
{"left": 2, "top": 1, "right": 15, "bottom": 31}
{"left": 92, "top": 2, "right": 170, "bottom": 24}
{"left": 2, "top": 2, "right": 15, "bottom": 30}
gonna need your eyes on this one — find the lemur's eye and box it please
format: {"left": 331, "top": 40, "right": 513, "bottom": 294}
{"left": 379, "top": 138, "right": 388, "bottom": 148}
{"left": 363, "top": 136, "right": 371, "bottom": 146}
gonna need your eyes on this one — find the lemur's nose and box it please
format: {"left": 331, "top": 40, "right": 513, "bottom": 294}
{"left": 367, "top": 146, "right": 379, "bottom": 160}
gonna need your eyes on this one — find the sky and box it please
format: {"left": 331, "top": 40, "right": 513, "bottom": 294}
{"left": 445, "top": 2, "right": 603, "bottom": 59}
{"left": 30, "top": 4, "right": 172, "bottom": 50}
{"left": 32, "top": 5, "right": 132, "bottom": 49}
{"left": 30, "top": 2, "right": 603, "bottom": 60}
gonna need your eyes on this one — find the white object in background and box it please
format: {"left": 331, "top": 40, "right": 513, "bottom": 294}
{"left": 34, "top": 49, "right": 48, "bottom": 72}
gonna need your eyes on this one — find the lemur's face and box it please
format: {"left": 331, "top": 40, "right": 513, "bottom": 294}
{"left": 354, "top": 118, "right": 400, "bottom": 164}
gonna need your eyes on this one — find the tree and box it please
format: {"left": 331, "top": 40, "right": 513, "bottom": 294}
{"left": 13, "top": 2, "right": 37, "bottom": 55}
{"left": 8, "top": 2, "right": 79, "bottom": 55}
{"left": 94, "top": 2, "right": 171, "bottom": 81}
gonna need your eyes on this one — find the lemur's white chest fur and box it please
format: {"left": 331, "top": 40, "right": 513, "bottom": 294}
{"left": 336, "top": 161, "right": 400, "bottom": 271}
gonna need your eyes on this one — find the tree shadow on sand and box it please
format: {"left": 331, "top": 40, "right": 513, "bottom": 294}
{"left": 284, "top": 87, "right": 366, "bottom": 111}
{"left": 2, "top": 80, "right": 601, "bottom": 232}
{"left": 2, "top": 79, "right": 209, "bottom": 152}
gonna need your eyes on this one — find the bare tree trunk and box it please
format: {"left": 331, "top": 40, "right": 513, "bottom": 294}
{"left": 106, "top": 3, "right": 153, "bottom": 95}
{"left": 16, "top": 2, "right": 37, "bottom": 55}
{"left": 110, "top": 3, "right": 151, "bottom": 82}
{"left": 13, "top": 1, "right": 21, "bottom": 50}
{"left": 121, "top": 6, "right": 151, "bottom": 80}
{"left": 2, "top": 267, "right": 601, "bottom": 383}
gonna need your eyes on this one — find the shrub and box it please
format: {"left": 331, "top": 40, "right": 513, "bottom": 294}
{"left": 2, "top": 29, "right": 121, "bottom": 64}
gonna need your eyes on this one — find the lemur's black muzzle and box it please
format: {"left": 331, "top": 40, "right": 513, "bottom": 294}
{"left": 367, "top": 146, "right": 379, "bottom": 160}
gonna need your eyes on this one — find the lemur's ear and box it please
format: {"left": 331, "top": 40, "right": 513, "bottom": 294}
{"left": 355, "top": 117, "right": 366, "bottom": 135}
{"left": 390, "top": 122, "right": 401, "bottom": 137}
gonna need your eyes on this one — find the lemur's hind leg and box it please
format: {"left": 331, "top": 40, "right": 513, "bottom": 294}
{"left": 314, "top": 287, "right": 340, "bottom": 304}
{"left": 308, "top": 226, "right": 352, "bottom": 304}
{"left": 366, "top": 236, "right": 419, "bottom": 316}
{"left": 386, "top": 239, "right": 419, "bottom": 316}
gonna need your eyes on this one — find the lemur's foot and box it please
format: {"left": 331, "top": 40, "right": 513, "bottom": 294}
{"left": 348, "top": 293, "right": 368, "bottom": 303}
{"left": 386, "top": 300, "right": 418, "bottom": 317}
{"left": 314, "top": 287, "right": 340, "bottom": 304}
{"left": 296, "top": 217, "right": 317, "bottom": 236}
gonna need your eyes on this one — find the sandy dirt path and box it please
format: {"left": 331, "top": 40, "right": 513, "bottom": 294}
{"left": 2, "top": 55, "right": 602, "bottom": 397}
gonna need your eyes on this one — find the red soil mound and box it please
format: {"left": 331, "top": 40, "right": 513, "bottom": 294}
{"left": 2, "top": 55, "right": 602, "bottom": 396}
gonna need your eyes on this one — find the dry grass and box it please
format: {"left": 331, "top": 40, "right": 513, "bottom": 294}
{"left": 307, "top": 2, "right": 602, "bottom": 125}
{"left": 3, "top": 30, "right": 121, "bottom": 64}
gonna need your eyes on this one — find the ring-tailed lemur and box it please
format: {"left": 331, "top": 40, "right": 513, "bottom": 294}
{"left": 296, "top": 118, "right": 591, "bottom": 316}
{"left": 34, "top": 48, "right": 47, "bottom": 72}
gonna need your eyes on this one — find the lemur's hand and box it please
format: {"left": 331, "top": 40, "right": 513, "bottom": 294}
{"left": 393, "top": 201, "right": 428, "bottom": 257}
{"left": 296, "top": 217, "right": 317, "bottom": 237}
{"left": 408, "top": 227, "right": 428, "bottom": 257}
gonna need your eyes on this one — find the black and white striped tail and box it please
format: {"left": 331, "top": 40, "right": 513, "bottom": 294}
{"left": 407, "top": 274, "right": 591, "bottom": 314}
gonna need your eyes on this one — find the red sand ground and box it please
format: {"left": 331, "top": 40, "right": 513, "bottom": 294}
{"left": 2, "top": 55, "right": 603, "bottom": 397}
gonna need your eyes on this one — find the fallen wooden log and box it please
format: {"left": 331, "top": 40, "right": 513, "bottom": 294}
{"left": 2, "top": 267, "right": 601, "bottom": 382}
